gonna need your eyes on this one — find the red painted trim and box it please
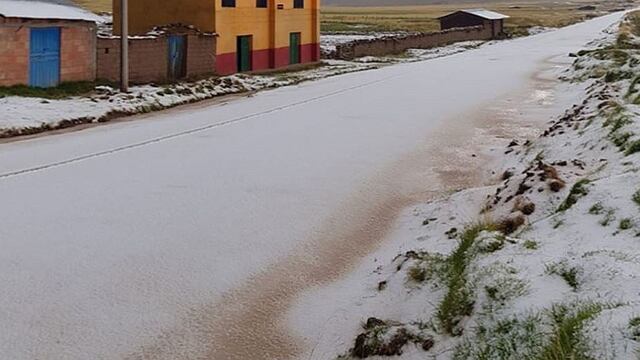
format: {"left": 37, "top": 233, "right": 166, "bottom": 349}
{"left": 215, "top": 43, "right": 320, "bottom": 75}
{"left": 216, "top": 52, "right": 236, "bottom": 75}
{"left": 301, "top": 43, "right": 320, "bottom": 62}
{"left": 252, "top": 48, "right": 271, "bottom": 71}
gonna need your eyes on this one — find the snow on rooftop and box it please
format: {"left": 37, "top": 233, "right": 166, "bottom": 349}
{"left": 0, "top": 0, "right": 103, "bottom": 22}
{"left": 440, "top": 8, "right": 510, "bottom": 20}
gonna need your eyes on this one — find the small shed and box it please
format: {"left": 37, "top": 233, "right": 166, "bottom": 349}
{"left": 438, "top": 9, "right": 509, "bottom": 38}
{"left": 0, "top": 0, "right": 101, "bottom": 88}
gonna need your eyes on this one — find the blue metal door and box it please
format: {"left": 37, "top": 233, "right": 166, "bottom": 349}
{"left": 168, "top": 35, "right": 187, "bottom": 80}
{"left": 29, "top": 27, "right": 60, "bottom": 88}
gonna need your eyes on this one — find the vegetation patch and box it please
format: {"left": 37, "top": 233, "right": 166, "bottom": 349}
{"left": 545, "top": 261, "right": 581, "bottom": 290}
{"left": 619, "top": 218, "right": 634, "bottom": 230}
{"left": 625, "top": 140, "right": 640, "bottom": 156}
{"left": 454, "top": 313, "right": 546, "bottom": 360}
{"left": 557, "top": 179, "right": 591, "bottom": 212}
{"left": 348, "top": 318, "right": 434, "bottom": 358}
{"left": 454, "top": 302, "right": 605, "bottom": 360}
{"left": 523, "top": 240, "right": 539, "bottom": 250}
{"left": 0, "top": 81, "right": 108, "bottom": 99}
{"left": 437, "top": 223, "right": 497, "bottom": 335}
{"left": 537, "top": 303, "right": 603, "bottom": 360}
{"left": 588, "top": 202, "right": 604, "bottom": 215}
{"left": 633, "top": 189, "right": 640, "bottom": 207}
{"left": 628, "top": 317, "right": 640, "bottom": 341}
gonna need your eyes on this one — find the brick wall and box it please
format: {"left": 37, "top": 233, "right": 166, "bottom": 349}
{"left": 186, "top": 34, "right": 216, "bottom": 78}
{"left": 0, "top": 18, "right": 29, "bottom": 86}
{"left": 0, "top": 17, "right": 96, "bottom": 87}
{"left": 97, "top": 34, "right": 216, "bottom": 84}
{"left": 60, "top": 24, "right": 97, "bottom": 82}
{"left": 335, "top": 26, "right": 494, "bottom": 60}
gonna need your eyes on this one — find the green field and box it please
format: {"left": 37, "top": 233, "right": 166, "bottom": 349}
{"left": 75, "top": 0, "right": 637, "bottom": 36}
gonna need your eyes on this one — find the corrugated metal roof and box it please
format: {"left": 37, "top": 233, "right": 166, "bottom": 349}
{"left": 439, "top": 9, "right": 510, "bottom": 20}
{"left": 0, "top": 0, "right": 102, "bottom": 22}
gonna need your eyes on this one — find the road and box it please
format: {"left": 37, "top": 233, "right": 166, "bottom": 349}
{"left": 0, "top": 12, "right": 624, "bottom": 360}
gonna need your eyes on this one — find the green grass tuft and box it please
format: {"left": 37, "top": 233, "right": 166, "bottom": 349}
{"left": 634, "top": 189, "right": 640, "bottom": 207}
{"left": 620, "top": 218, "right": 634, "bottom": 230}
{"left": 557, "top": 179, "right": 591, "bottom": 212}
{"left": 523, "top": 240, "right": 539, "bottom": 250}
{"left": 546, "top": 262, "right": 580, "bottom": 290}
{"left": 437, "top": 222, "right": 496, "bottom": 335}
{"left": 589, "top": 202, "right": 604, "bottom": 215}
{"left": 626, "top": 140, "right": 640, "bottom": 156}
{"left": 537, "top": 303, "right": 603, "bottom": 360}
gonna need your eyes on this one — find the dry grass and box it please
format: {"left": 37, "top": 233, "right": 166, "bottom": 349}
{"left": 322, "top": 0, "right": 635, "bottom": 35}
{"left": 74, "top": 0, "right": 111, "bottom": 13}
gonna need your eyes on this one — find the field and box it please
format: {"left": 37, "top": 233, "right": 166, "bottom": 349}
{"left": 321, "top": 0, "right": 637, "bottom": 35}
{"left": 76, "top": 0, "right": 636, "bottom": 36}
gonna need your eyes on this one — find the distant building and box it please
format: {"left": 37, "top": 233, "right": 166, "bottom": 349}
{"left": 113, "top": 0, "right": 321, "bottom": 75}
{"left": 0, "top": 0, "right": 100, "bottom": 87}
{"left": 438, "top": 9, "right": 509, "bottom": 39}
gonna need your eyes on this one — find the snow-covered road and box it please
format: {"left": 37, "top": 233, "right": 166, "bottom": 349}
{"left": 0, "top": 12, "right": 626, "bottom": 360}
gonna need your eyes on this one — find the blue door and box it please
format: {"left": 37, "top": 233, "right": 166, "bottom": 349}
{"left": 167, "top": 35, "right": 187, "bottom": 80}
{"left": 29, "top": 27, "right": 61, "bottom": 88}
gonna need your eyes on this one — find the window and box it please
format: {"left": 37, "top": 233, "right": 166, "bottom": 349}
{"left": 222, "top": 0, "right": 235, "bottom": 7}
{"left": 256, "top": 0, "right": 267, "bottom": 7}
{"left": 293, "top": 0, "right": 303, "bottom": 8}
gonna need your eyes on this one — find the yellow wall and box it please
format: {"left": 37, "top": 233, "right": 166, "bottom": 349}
{"left": 214, "top": 0, "right": 271, "bottom": 54}
{"left": 115, "top": 0, "right": 320, "bottom": 52}
{"left": 113, "top": 0, "right": 215, "bottom": 35}
{"left": 214, "top": 0, "right": 320, "bottom": 54}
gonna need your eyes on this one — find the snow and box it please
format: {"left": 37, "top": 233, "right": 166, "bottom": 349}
{"left": 0, "top": 41, "right": 482, "bottom": 138}
{"left": 0, "top": 10, "right": 631, "bottom": 360}
{"left": 289, "top": 10, "right": 640, "bottom": 360}
{"left": 0, "top": 0, "right": 103, "bottom": 22}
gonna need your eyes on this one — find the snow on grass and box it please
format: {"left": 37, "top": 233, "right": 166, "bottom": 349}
{"left": 292, "top": 11, "right": 640, "bottom": 360}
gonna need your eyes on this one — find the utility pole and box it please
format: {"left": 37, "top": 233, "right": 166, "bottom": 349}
{"left": 120, "top": 0, "right": 129, "bottom": 92}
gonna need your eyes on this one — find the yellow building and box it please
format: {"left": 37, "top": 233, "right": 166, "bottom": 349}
{"left": 113, "top": 0, "right": 320, "bottom": 75}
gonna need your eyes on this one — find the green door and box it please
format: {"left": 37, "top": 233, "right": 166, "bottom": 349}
{"left": 237, "top": 35, "right": 252, "bottom": 72}
{"left": 289, "top": 32, "right": 301, "bottom": 65}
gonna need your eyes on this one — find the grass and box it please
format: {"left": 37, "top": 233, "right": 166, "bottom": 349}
{"left": 454, "top": 313, "right": 547, "bottom": 360}
{"left": 620, "top": 218, "right": 634, "bottom": 230}
{"left": 74, "top": 0, "right": 111, "bottom": 12}
{"left": 546, "top": 261, "right": 580, "bottom": 290}
{"left": 589, "top": 202, "right": 604, "bottom": 215}
{"left": 634, "top": 189, "right": 640, "bottom": 207}
{"left": 321, "top": 1, "right": 605, "bottom": 36}
{"left": 437, "top": 222, "right": 497, "bottom": 335}
{"left": 454, "top": 302, "right": 604, "bottom": 360}
{"left": 0, "top": 81, "right": 106, "bottom": 99}
{"left": 537, "top": 303, "right": 603, "bottom": 360}
{"left": 557, "top": 179, "right": 591, "bottom": 212}
{"left": 523, "top": 240, "right": 539, "bottom": 250}
{"left": 599, "top": 209, "right": 616, "bottom": 227}
{"left": 626, "top": 140, "right": 640, "bottom": 156}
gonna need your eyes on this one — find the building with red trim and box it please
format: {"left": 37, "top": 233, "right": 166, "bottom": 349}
{"left": 113, "top": 0, "right": 320, "bottom": 76}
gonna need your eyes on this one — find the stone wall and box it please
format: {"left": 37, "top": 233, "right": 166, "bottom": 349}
{"left": 335, "top": 26, "right": 493, "bottom": 60}
{"left": 0, "top": 17, "right": 96, "bottom": 87}
{"left": 97, "top": 33, "right": 216, "bottom": 84}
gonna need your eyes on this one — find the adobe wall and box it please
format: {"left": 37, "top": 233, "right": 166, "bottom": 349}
{"left": 97, "top": 33, "right": 216, "bottom": 84}
{"left": 0, "top": 17, "right": 96, "bottom": 87}
{"left": 334, "top": 25, "right": 493, "bottom": 60}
